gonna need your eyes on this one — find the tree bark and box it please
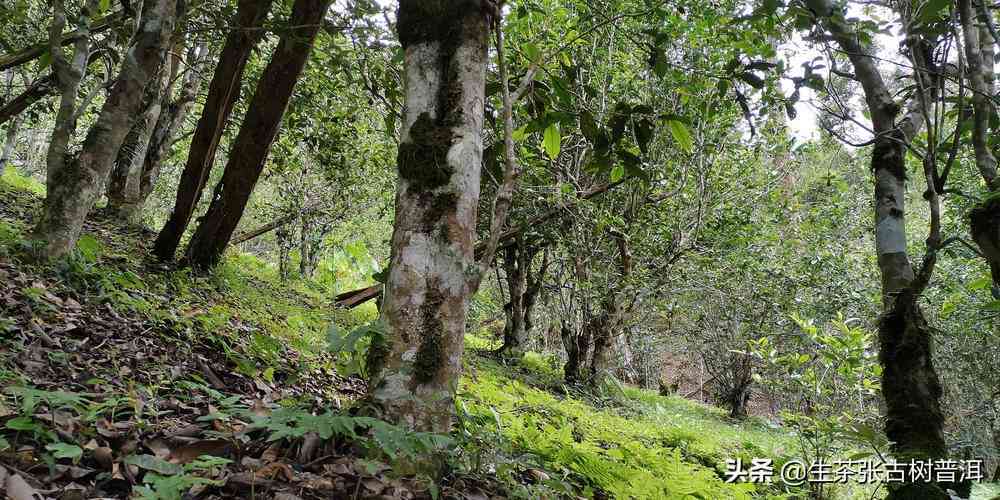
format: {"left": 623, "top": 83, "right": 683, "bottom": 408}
{"left": 136, "top": 43, "right": 207, "bottom": 217}
{"left": 106, "top": 60, "right": 171, "bottom": 223}
{"left": 183, "top": 0, "right": 330, "bottom": 270}
{"left": 365, "top": 0, "right": 492, "bottom": 433}
{"left": 960, "top": 0, "right": 1000, "bottom": 294}
{"left": 33, "top": 0, "right": 177, "bottom": 260}
{"left": 152, "top": 0, "right": 274, "bottom": 261}
{"left": 1, "top": 114, "right": 20, "bottom": 167}
{"left": 807, "top": 1, "right": 948, "bottom": 496}
{"left": 43, "top": 0, "right": 99, "bottom": 193}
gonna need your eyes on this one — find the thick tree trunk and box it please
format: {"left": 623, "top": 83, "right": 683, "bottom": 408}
{"left": 960, "top": 0, "right": 1000, "bottom": 292}
{"left": 365, "top": 1, "right": 491, "bottom": 433}
{"left": 33, "top": 0, "right": 177, "bottom": 260}
{"left": 184, "top": 0, "right": 329, "bottom": 270}
{"left": 587, "top": 305, "right": 614, "bottom": 384}
{"left": 152, "top": 0, "right": 273, "bottom": 261}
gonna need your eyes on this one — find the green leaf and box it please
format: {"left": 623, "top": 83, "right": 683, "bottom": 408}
{"left": 666, "top": 120, "right": 694, "bottom": 153}
{"left": 99, "top": 0, "right": 110, "bottom": 13}
{"left": 125, "top": 454, "right": 184, "bottom": 475}
{"left": 610, "top": 165, "right": 625, "bottom": 183}
{"left": 46, "top": 442, "right": 83, "bottom": 461}
{"left": 542, "top": 124, "right": 561, "bottom": 160}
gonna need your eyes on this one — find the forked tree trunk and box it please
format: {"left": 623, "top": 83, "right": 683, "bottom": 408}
{"left": 33, "top": 0, "right": 177, "bottom": 260}
{"left": 365, "top": 1, "right": 492, "bottom": 433}
{"left": 152, "top": 0, "right": 273, "bottom": 261}
{"left": 184, "top": 0, "right": 330, "bottom": 270}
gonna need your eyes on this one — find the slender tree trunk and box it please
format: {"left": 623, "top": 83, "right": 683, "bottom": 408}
{"left": 106, "top": 62, "right": 170, "bottom": 223}
{"left": 365, "top": 1, "right": 492, "bottom": 433}
{"left": 152, "top": 0, "right": 273, "bottom": 261}
{"left": 184, "top": 0, "right": 329, "bottom": 270}
{"left": 137, "top": 43, "right": 207, "bottom": 215}
{"left": 1, "top": 114, "right": 20, "bottom": 167}
{"left": 33, "top": 0, "right": 177, "bottom": 260}
{"left": 499, "top": 241, "right": 527, "bottom": 358}
{"left": 277, "top": 226, "right": 292, "bottom": 281}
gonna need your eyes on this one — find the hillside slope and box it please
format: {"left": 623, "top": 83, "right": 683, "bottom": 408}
{"left": 0, "top": 167, "right": 987, "bottom": 499}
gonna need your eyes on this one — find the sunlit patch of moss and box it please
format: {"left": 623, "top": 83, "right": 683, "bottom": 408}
{"left": 0, "top": 165, "right": 45, "bottom": 196}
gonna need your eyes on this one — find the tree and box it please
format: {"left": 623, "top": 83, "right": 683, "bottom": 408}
{"left": 33, "top": 0, "right": 178, "bottom": 259}
{"left": 805, "top": 0, "right": 952, "bottom": 496}
{"left": 152, "top": 0, "right": 274, "bottom": 261}
{"left": 364, "top": 0, "right": 496, "bottom": 433}
{"left": 184, "top": 0, "right": 332, "bottom": 270}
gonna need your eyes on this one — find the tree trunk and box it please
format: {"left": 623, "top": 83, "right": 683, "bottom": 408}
{"left": 183, "top": 0, "right": 329, "bottom": 270}
{"left": 152, "top": 0, "right": 273, "bottom": 261}
{"left": 106, "top": 61, "right": 170, "bottom": 223}
{"left": 960, "top": 0, "right": 1000, "bottom": 293}
{"left": 498, "top": 241, "right": 527, "bottom": 358}
{"left": 807, "top": 1, "right": 948, "bottom": 496}
{"left": 136, "top": 43, "right": 207, "bottom": 217}
{"left": 43, "top": 0, "right": 98, "bottom": 194}
{"left": 365, "top": 1, "right": 492, "bottom": 433}
{"left": 561, "top": 320, "right": 590, "bottom": 383}
{"left": 33, "top": 0, "right": 177, "bottom": 260}
{"left": 277, "top": 226, "right": 292, "bottom": 281}
{"left": 1, "top": 114, "right": 20, "bottom": 167}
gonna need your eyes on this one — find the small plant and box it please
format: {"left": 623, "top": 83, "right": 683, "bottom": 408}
{"left": 327, "top": 319, "right": 386, "bottom": 378}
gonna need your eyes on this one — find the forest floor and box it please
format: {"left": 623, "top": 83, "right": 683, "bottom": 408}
{"left": 0, "top": 166, "right": 995, "bottom": 499}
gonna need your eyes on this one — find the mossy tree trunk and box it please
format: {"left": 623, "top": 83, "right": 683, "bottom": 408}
{"left": 33, "top": 0, "right": 177, "bottom": 260}
{"left": 365, "top": 0, "right": 492, "bottom": 433}
{"left": 152, "top": 0, "right": 273, "bottom": 261}
{"left": 184, "top": 0, "right": 330, "bottom": 271}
